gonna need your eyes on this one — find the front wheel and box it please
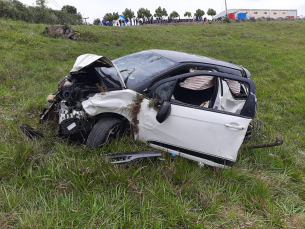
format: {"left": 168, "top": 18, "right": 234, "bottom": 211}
{"left": 86, "top": 117, "right": 123, "bottom": 147}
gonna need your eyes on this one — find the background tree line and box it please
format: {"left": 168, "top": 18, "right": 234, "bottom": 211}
{"left": 93, "top": 6, "right": 216, "bottom": 25}
{"left": 0, "top": 1, "right": 217, "bottom": 25}
{"left": 0, "top": 0, "right": 82, "bottom": 25}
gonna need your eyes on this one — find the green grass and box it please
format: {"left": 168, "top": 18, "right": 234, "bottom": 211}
{"left": 1, "top": 18, "right": 305, "bottom": 228}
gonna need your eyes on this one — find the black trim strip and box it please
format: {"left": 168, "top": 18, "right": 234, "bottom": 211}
{"left": 220, "top": 77, "right": 223, "bottom": 96}
{"left": 150, "top": 141, "right": 235, "bottom": 167}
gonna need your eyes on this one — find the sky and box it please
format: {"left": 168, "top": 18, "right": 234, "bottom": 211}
{"left": 20, "top": 0, "right": 305, "bottom": 23}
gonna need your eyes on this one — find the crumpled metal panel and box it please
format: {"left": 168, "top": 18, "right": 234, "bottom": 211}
{"left": 70, "top": 54, "right": 114, "bottom": 73}
{"left": 213, "top": 79, "right": 245, "bottom": 114}
{"left": 81, "top": 89, "right": 137, "bottom": 119}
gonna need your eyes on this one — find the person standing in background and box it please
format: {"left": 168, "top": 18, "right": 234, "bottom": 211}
{"left": 102, "top": 17, "right": 107, "bottom": 26}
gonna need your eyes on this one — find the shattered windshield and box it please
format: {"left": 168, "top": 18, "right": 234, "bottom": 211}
{"left": 101, "top": 51, "right": 177, "bottom": 88}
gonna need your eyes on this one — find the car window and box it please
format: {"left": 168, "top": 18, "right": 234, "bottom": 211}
{"left": 100, "top": 51, "right": 177, "bottom": 88}
{"left": 172, "top": 75, "right": 216, "bottom": 107}
{"left": 168, "top": 75, "right": 250, "bottom": 115}
{"left": 213, "top": 78, "right": 249, "bottom": 115}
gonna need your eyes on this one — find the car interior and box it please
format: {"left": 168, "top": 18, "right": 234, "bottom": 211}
{"left": 172, "top": 78, "right": 216, "bottom": 107}
{"left": 153, "top": 67, "right": 250, "bottom": 115}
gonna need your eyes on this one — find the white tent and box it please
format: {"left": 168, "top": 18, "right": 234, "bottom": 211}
{"left": 116, "top": 15, "right": 126, "bottom": 26}
{"left": 214, "top": 9, "right": 239, "bottom": 19}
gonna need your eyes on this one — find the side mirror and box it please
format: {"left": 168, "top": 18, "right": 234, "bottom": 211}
{"left": 156, "top": 101, "right": 171, "bottom": 123}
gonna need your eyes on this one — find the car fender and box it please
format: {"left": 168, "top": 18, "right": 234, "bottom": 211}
{"left": 81, "top": 89, "right": 138, "bottom": 121}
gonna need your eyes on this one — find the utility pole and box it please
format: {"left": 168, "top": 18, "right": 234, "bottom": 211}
{"left": 225, "top": 0, "right": 228, "bottom": 18}
{"left": 83, "top": 17, "right": 89, "bottom": 25}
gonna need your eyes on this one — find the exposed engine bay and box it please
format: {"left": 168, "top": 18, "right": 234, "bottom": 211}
{"left": 40, "top": 67, "right": 120, "bottom": 140}
{"left": 41, "top": 76, "right": 93, "bottom": 138}
{"left": 40, "top": 53, "right": 130, "bottom": 140}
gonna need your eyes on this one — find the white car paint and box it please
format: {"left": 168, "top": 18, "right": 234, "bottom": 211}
{"left": 138, "top": 98, "right": 251, "bottom": 167}
{"left": 81, "top": 89, "right": 251, "bottom": 167}
{"left": 82, "top": 89, "right": 137, "bottom": 119}
{"left": 70, "top": 54, "right": 114, "bottom": 73}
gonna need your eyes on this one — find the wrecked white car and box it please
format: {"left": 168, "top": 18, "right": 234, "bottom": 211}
{"left": 40, "top": 50, "right": 256, "bottom": 168}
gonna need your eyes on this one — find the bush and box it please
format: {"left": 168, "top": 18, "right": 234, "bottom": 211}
{"left": 223, "top": 17, "right": 230, "bottom": 23}
{"left": 0, "top": 0, "right": 83, "bottom": 25}
{"left": 93, "top": 18, "right": 101, "bottom": 25}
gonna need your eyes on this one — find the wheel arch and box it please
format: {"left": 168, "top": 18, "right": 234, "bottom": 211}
{"left": 93, "top": 112, "right": 134, "bottom": 134}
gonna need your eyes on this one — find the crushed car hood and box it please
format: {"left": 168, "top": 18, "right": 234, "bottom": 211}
{"left": 70, "top": 54, "right": 114, "bottom": 73}
{"left": 71, "top": 54, "right": 126, "bottom": 88}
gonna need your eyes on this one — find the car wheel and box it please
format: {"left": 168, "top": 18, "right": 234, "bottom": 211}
{"left": 86, "top": 117, "right": 123, "bottom": 147}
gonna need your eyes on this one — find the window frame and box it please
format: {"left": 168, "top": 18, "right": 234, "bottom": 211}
{"left": 147, "top": 71, "right": 256, "bottom": 118}
{"left": 146, "top": 63, "right": 244, "bottom": 91}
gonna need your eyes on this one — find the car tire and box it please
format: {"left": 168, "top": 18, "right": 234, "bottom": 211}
{"left": 86, "top": 117, "right": 123, "bottom": 148}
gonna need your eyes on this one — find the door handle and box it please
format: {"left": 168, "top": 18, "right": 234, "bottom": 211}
{"left": 224, "top": 123, "right": 245, "bottom": 130}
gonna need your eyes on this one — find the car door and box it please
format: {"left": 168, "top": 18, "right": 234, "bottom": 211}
{"left": 137, "top": 71, "right": 256, "bottom": 168}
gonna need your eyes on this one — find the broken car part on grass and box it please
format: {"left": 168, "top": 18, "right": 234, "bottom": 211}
{"left": 105, "top": 151, "right": 162, "bottom": 164}
{"left": 242, "top": 137, "right": 283, "bottom": 149}
{"left": 42, "top": 24, "right": 79, "bottom": 40}
{"left": 40, "top": 49, "right": 259, "bottom": 168}
{"left": 20, "top": 123, "right": 44, "bottom": 139}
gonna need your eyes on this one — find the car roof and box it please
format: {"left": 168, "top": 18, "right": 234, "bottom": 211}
{"left": 150, "top": 49, "right": 242, "bottom": 70}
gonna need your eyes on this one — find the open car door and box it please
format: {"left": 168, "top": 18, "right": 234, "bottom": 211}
{"left": 137, "top": 71, "right": 256, "bottom": 168}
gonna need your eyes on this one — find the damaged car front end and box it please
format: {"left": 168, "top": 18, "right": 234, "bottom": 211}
{"left": 40, "top": 50, "right": 257, "bottom": 168}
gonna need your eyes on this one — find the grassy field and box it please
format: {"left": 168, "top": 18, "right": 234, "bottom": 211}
{"left": 0, "top": 19, "right": 305, "bottom": 228}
